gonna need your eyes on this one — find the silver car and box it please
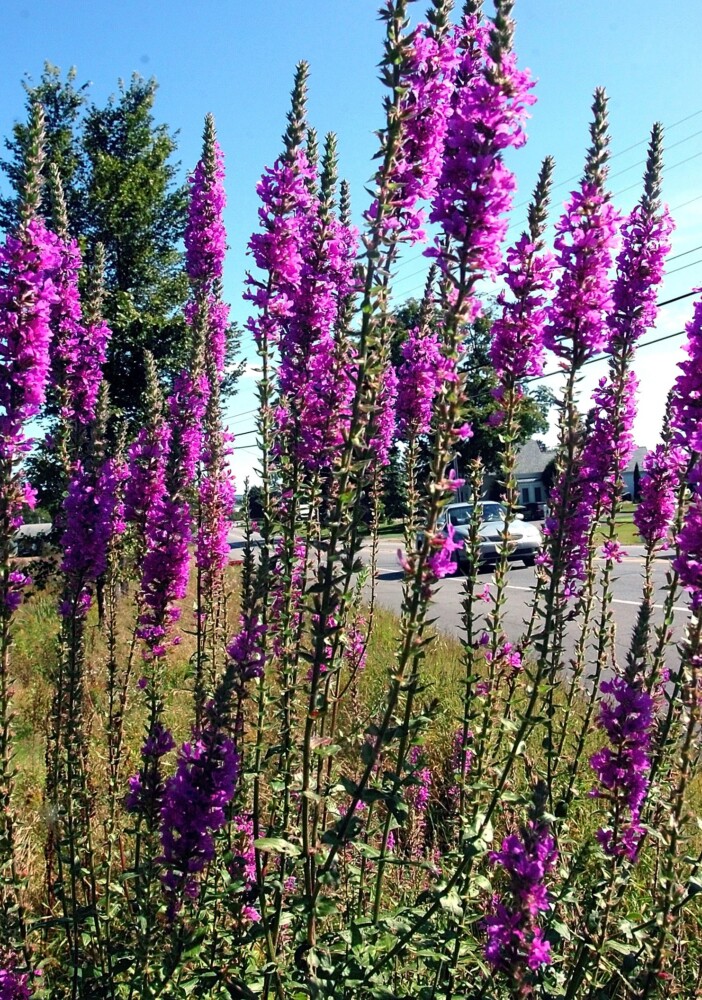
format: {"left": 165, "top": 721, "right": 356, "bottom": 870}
{"left": 436, "top": 502, "right": 543, "bottom": 574}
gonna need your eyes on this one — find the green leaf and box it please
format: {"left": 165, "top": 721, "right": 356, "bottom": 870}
{"left": 254, "top": 837, "right": 301, "bottom": 857}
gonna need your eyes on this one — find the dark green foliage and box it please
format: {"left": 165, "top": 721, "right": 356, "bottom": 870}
{"left": 81, "top": 75, "right": 189, "bottom": 416}
{"left": 380, "top": 445, "right": 407, "bottom": 520}
{"left": 1, "top": 66, "right": 194, "bottom": 420}
{"left": 0, "top": 63, "right": 89, "bottom": 235}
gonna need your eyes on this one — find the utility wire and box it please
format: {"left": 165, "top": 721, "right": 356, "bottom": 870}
{"left": 525, "top": 328, "right": 687, "bottom": 384}
{"left": 390, "top": 112, "right": 702, "bottom": 279}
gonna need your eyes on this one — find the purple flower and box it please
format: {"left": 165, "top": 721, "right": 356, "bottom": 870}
{"left": 124, "top": 419, "right": 171, "bottom": 538}
{"left": 406, "top": 745, "right": 432, "bottom": 814}
{"left": 590, "top": 674, "right": 653, "bottom": 860}
{"left": 670, "top": 295, "right": 702, "bottom": 455}
{"left": 379, "top": 20, "right": 458, "bottom": 243}
{"left": 634, "top": 444, "right": 686, "bottom": 548}
{"left": 160, "top": 723, "right": 239, "bottom": 914}
{"left": 125, "top": 723, "right": 175, "bottom": 817}
{"left": 245, "top": 150, "right": 315, "bottom": 348}
{"left": 60, "top": 458, "right": 127, "bottom": 616}
{"left": 227, "top": 615, "right": 266, "bottom": 683}
{"left": 485, "top": 817, "right": 557, "bottom": 972}
{"left": 185, "top": 119, "right": 227, "bottom": 284}
{"left": 674, "top": 483, "right": 702, "bottom": 611}
{"left": 607, "top": 188, "right": 673, "bottom": 353}
{"left": 137, "top": 494, "right": 192, "bottom": 657}
{"left": 0, "top": 218, "right": 61, "bottom": 458}
{"left": 0, "top": 951, "right": 33, "bottom": 999}
{"left": 168, "top": 370, "right": 209, "bottom": 483}
{"left": 490, "top": 233, "right": 555, "bottom": 382}
{"left": 4, "top": 570, "right": 31, "bottom": 614}
{"left": 396, "top": 326, "right": 456, "bottom": 439}
{"left": 427, "top": 523, "right": 462, "bottom": 580}
{"left": 544, "top": 181, "right": 620, "bottom": 363}
{"left": 428, "top": 15, "right": 536, "bottom": 285}
{"left": 48, "top": 234, "right": 110, "bottom": 425}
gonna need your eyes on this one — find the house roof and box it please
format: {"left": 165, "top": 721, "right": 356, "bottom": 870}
{"left": 512, "top": 440, "right": 649, "bottom": 478}
{"left": 514, "top": 439, "right": 556, "bottom": 476}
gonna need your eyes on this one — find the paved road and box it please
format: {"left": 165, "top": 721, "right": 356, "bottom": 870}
{"left": 369, "top": 539, "right": 691, "bottom": 665}
{"left": 227, "top": 530, "right": 691, "bottom": 665}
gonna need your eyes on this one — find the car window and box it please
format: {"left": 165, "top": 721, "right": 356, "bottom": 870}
{"left": 480, "top": 504, "right": 505, "bottom": 522}
{"left": 447, "top": 506, "right": 473, "bottom": 526}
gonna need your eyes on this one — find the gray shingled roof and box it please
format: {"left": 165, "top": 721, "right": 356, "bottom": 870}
{"left": 512, "top": 440, "right": 648, "bottom": 476}
{"left": 513, "top": 439, "right": 556, "bottom": 476}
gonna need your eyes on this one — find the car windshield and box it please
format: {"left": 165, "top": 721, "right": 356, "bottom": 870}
{"left": 446, "top": 503, "right": 505, "bottom": 526}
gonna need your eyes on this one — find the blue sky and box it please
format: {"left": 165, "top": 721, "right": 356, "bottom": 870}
{"left": 3, "top": 1, "right": 702, "bottom": 483}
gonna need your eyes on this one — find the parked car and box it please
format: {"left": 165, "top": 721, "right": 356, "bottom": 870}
{"left": 434, "top": 502, "right": 543, "bottom": 574}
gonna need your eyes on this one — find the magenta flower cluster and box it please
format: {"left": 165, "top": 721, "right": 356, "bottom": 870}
{"left": 490, "top": 233, "right": 555, "bottom": 382}
{"left": 227, "top": 614, "right": 266, "bottom": 683}
{"left": 428, "top": 15, "right": 536, "bottom": 283}
{"left": 485, "top": 820, "right": 557, "bottom": 972}
{"left": 160, "top": 723, "right": 239, "bottom": 913}
{"left": 396, "top": 326, "right": 455, "bottom": 439}
{"left": 0, "top": 218, "right": 60, "bottom": 464}
{"left": 544, "top": 182, "right": 620, "bottom": 362}
{"left": 185, "top": 134, "right": 227, "bottom": 284}
{"left": 60, "top": 458, "right": 127, "bottom": 615}
{"left": 49, "top": 234, "right": 110, "bottom": 425}
{"left": 590, "top": 675, "right": 653, "bottom": 860}
{"left": 634, "top": 443, "right": 686, "bottom": 548}
{"left": 381, "top": 20, "right": 458, "bottom": 243}
{"left": 607, "top": 204, "right": 673, "bottom": 348}
{"left": 245, "top": 151, "right": 316, "bottom": 349}
{"left": 124, "top": 722, "right": 175, "bottom": 816}
{"left": 247, "top": 145, "right": 360, "bottom": 472}
{"left": 0, "top": 951, "right": 33, "bottom": 1000}
{"left": 670, "top": 295, "right": 702, "bottom": 455}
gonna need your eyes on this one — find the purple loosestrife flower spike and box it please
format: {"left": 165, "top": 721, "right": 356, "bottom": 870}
{"left": 590, "top": 673, "right": 653, "bottom": 859}
{"left": 60, "top": 451, "right": 127, "bottom": 617}
{"left": 382, "top": 10, "right": 459, "bottom": 243}
{"left": 428, "top": 10, "right": 536, "bottom": 290}
{"left": 669, "top": 294, "right": 702, "bottom": 456}
{"left": 607, "top": 124, "right": 673, "bottom": 354}
{"left": 51, "top": 239, "right": 111, "bottom": 429}
{"left": 548, "top": 126, "right": 673, "bottom": 594}
{"left": 396, "top": 273, "right": 458, "bottom": 439}
{"left": 124, "top": 351, "right": 170, "bottom": 541}
{"left": 634, "top": 442, "right": 687, "bottom": 548}
{"left": 485, "top": 783, "right": 557, "bottom": 973}
{"left": 0, "top": 213, "right": 61, "bottom": 553}
{"left": 159, "top": 721, "right": 239, "bottom": 915}
{"left": 185, "top": 114, "right": 227, "bottom": 286}
{"left": 544, "top": 89, "right": 620, "bottom": 364}
{"left": 269, "top": 132, "right": 360, "bottom": 472}
{"left": 490, "top": 157, "right": 556, "bottom": 383}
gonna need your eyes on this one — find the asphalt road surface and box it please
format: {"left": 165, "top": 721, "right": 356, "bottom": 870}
{"left": 227, "top": 530, "right": 691, "bottom": 666}
{"left": 368, "top": 538, "right": 691, "bottom": 666}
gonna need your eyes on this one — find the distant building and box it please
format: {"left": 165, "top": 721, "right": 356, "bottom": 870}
{"left": 482, "top": 440, "right": 648, "bottom": 516}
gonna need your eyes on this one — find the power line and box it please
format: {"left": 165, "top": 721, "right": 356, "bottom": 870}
{"left": 525, "top": 328, "right": 687, "bottom": 384}
{"left": 665, "top": 256, "right": 702, "bottom": 277}
{"left": 391, "top": 113, "right": 702, "bottom": 279}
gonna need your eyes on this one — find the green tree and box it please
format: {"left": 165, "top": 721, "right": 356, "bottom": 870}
{"left": 0, "top": 67, "right": 196, "bottom": 418}
{"left": 380, "top": 445, "right": 408, "bottom": 521}
{"left": 0, "top": 62, "right": 89, "bottom": 234}
{"left": 81, "top": 75, "right": 190, "bottom": 415}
